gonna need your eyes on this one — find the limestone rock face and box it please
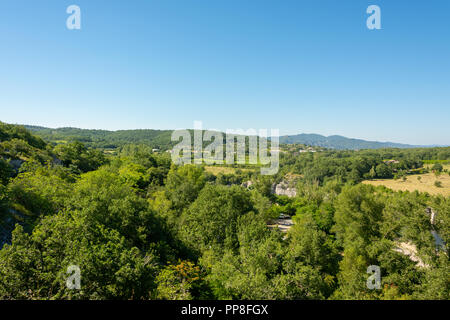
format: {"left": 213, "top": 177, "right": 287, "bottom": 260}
{"left": 393, "top": 241, "right": 429, "bottom": 268}
{"left": 272, "top": 181, "right": 297, "bottom": 197}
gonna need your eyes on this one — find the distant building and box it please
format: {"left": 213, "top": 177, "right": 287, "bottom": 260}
{"left": 299, "top": 147, "right": 316, "bottom": 153}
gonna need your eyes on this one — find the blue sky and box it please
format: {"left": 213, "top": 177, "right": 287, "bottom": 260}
{"left": 0, "top": 0, "right": 449, "bottom": 145}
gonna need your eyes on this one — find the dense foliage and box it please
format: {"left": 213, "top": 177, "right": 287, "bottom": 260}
{"left": 278, "top": 146, "right": 450, "bottom": 185}
{"left": 0, "top": 123, "right": 448, "bottom": 300}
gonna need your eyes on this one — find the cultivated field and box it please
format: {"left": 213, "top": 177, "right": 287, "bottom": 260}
{"left": 363, "top": 171, "right": 450, "bottom": 197}
{"left": 204, "top": 166, "right": 253, "bottom": 175}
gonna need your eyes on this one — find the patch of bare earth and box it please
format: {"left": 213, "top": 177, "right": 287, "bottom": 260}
{"left": 393, "top": 241, "right": 430, "bottom": 268}
{"left": 362, "top": 172, "right": 450, "bottom": 196}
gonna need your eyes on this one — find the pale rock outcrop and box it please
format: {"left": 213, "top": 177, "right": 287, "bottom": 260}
{"left": 272, "top": 180, "right": 297, "bottom": 197}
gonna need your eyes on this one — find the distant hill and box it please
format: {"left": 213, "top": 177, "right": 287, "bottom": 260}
{"left": 279, "top": 133, "right": 422, "bottom": 150}
{"left": 24, "top": 125, "right": 175, "bottom": 150}
{"left": 23, "top": 125, "right": 255, "bottom": 151}
{"left": 21, "top": 124, "right": 434, "bottom": 150}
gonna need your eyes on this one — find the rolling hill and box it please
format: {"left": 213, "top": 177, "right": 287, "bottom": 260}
{"left": 20, "top": 124, "right": 437, "bottom": 150}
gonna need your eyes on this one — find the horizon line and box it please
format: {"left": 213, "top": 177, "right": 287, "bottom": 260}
{"left": 7, "top": 121, "right": 449, "bottom": 148}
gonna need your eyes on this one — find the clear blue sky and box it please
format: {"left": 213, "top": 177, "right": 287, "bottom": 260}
{"left": 0, "top": 0, "right": 449, "bottom": 145}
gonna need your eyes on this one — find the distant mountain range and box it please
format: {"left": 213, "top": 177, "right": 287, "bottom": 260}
{"left": 20, "top": 124, "right": 441, "bottom": 150}
{"left": 278, "top": 133, "right": 425, "bottom": 150}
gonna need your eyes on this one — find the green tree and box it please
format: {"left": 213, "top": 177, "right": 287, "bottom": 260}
{"left": 0, "top": 159, "right": 13, "bottom": 185}
{"left": 431, "top": 163, "right": 443, "bottom": 173}
{"left": 0, "top": 217, "right": 160, "bottom": 299}
{"left": 180, "top": 185, "right": 254, "bottom": 255}
{"left": 332, "top": 184, "right": 384, "bottom": 249}
{"left": 54, "top": 141, "right": 106, "bottom": 174}
{"left": 375, "top": 163, "right": 393, "bottom": 179}
{"left": 155, "top": 260, "right": 210, "bottom": 300}
{"left": 165, "top": 164, "right": 206, "bottom": 211}
{"left": 369, "top": 166, "right": 376, "bottom": 179}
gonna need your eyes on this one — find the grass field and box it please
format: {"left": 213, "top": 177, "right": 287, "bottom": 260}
{"left": 363, "top": 171, "right": 450, "bottom": 197}
{"left": 204, "top": 166, "right": 253, "bottom": 175}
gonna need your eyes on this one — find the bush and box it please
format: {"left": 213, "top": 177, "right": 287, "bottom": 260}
{"left": 432, "top": 163, "right": 443, "bottom": 173}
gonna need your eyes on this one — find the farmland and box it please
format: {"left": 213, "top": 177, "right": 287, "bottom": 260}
{"left": 363, "top": 170, "right": 450, "bottom": 196}
{"left": 204, "top": 165, "right": 254, "bottom": 176}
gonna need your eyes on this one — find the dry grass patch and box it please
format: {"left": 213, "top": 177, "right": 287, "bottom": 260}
{"left": 363, "top": 172, "right": 450, "bottom": 196}
{"left": 204, "top": 166, "right": 253, "bottom": 176}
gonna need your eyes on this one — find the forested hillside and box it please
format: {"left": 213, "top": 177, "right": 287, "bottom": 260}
{"left": 0, "top": 123, "right": 448, "bottom": 300}
{"left": 23, "top": 125, "right": 437, "bottom": 151}
{"left": 24, "top": 125, "right": 176, "bottom": 150}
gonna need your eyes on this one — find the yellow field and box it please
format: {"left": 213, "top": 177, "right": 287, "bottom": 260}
{"left": 363, "top": 172, "right": 450, "bottom": 197}
{"left": 204, "top": 166, "right": 253, "bottom": 175}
